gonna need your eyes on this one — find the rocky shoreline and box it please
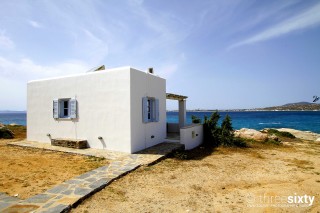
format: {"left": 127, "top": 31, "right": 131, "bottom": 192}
{"left": 235, "top": 127, "right": 320, "bottom": 142}
{"left": 277, "top": 128, "right": 320, "bottom": 141}
{"left": 1, "top": 122, "right": 320, "bottom": 142}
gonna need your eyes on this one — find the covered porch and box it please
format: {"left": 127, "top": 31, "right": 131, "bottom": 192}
{"left": 165, "top": 93, "right": 204, "bottom": 149}
{"left": 166, "top": 93, "right": 187, "bottom": 142}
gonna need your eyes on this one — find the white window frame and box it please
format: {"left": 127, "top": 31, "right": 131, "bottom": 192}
{"left": 147, "top": 98, "right": 155, "bottom": 122}
{"left": 53, "top": 98, "right": 77, "bottom": 119}
{"left": 143, "top": 97, "right": 159, "bottom": 123}
{"left": 59, "top": 99, "right": 71, "bottom": 118}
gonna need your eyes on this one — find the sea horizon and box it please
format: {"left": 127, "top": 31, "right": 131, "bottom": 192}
{"left": 1, "top": 111, "right": 320, "bottom": 133}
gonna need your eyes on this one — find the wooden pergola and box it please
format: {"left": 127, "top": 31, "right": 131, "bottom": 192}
{"left": 166, "top": 93, "right": 188, "bottom": 101}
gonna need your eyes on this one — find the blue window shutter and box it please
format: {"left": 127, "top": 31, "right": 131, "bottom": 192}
{"left": 53, "top": 99, "right": 59, "bottom": 118}
{"left": 155, "top": 98, "right": 159, "bottom": 122}
{"left": 70, "top": 98, "right": 77, "bottom": 119}
{"left": 142, "top": 97, "right": 148, "bottom": 123}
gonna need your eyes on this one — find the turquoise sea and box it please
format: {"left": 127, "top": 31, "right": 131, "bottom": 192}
{"left": 0, "top": 112, "right": 27, "bottom": 126}
{"left": 168, "top": 111, "right": 320, "bottom": 133}
{"left": 1, "top": 111, "right": 320, "bottom": 133}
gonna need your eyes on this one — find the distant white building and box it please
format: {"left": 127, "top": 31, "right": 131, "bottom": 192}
{"left": 27, "top": 66, "right": 203, "bottom": 153}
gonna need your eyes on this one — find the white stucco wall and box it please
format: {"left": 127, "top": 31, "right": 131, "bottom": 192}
{"left": 28, "top": 67, "right": 167, "bottom": 153}
{"left": 180, "top": 124, "right": 203, "bottom": 150}
{"left": 130, "top": 68, "right": 166, "bottom": 153}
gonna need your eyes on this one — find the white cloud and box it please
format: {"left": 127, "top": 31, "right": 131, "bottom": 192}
{"left": 229, "top": 2, "right": 320, "bottom": 49}
{"left": 0, "top": 56, "right": 89, "bottom": 82}
{"left": 78, "top": 28, "right": 109, "bottom": 63}
{"left": 156, "top": 52, "right": 186, "bottom": 79}
{"left": 28, "top": 20, "right": 42, "bottom": 28}
{"left": 0, "top": 56, "right": 90, "bottom": 110}
{"left": 0, "top": 32, "right": 14, "bottom": 49}
{"left": 229, "top": 0, "right": 299, "bottom": 35}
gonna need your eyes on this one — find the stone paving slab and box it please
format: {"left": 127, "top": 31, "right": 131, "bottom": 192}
{"left": 0, "top": 192, "right": 21, "bottom": 211}
{"left": 132, "top": 142, "right": 185, "bottom": 165}
{"left": 1, "top": 142, "right": 184, "bottom": 212}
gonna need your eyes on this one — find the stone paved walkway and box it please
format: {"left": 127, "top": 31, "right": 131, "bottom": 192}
{"left": 1, "top": 142, "right": 184, "bottom": 212}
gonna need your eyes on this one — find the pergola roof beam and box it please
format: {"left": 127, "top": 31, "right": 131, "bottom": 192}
{"left": 166, "top": 93, "right": 188, "bottom": 100}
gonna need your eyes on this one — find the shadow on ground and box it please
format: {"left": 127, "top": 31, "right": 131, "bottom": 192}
{"left": 168, "top": 145, "right": 217, "bottom": 161}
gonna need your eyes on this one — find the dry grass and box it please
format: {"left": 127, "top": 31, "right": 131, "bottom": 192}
{"left": 73, "top": 138, "right": 320, "bottom": 213}
{"left": 0, "top": 127, "right": 108, "bottom": 199}
{"left": 4, "top": 125, "right": 26, "bottom": 139}
{"left": 284, "top": 158, "right": 315, "bottom": 170}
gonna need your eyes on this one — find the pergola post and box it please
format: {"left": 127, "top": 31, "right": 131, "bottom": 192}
{"left": 179, "top": 99, "right": 186, "bottom": 128}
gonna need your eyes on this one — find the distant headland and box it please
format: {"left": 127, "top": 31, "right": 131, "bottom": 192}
{"left": 0, "top": 110, "right": 26, "bottom": 113}
{"left": 168, "top": 102, "right": 320, "bottom": 112}
{"left": 251, "top": 102, "right": 320, "bottom": 111}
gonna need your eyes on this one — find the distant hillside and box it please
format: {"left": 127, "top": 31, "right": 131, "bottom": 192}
{"left": 282, "top": 102, "right": 314, "bottom": 106}
{"left": 257, "top": 102, "right": 320, "bottom": 111}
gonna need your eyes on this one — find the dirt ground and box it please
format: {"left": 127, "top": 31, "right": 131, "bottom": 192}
{"left": 73, "top": 138, "right": 320, "bottom": 212}
{"left": 0, "top": 138, "right": 108, "bottom": 199}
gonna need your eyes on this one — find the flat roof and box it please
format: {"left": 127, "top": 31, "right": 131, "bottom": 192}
{"left": 166, "top": 93, "right": 188, "bottom": 100}
{"left": 28, "top": 66, "right": 165, "bottom": 83}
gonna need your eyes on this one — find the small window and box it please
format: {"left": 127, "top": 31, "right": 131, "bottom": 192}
{"left": 147, "top": 99, "right": 151, "bottom": 120}
{"left": 53, "top": 98, "right": 77, "bottom": 119}
{"left": 143, "top": 97, "right": 159, "bottom": 123}
{"left": 60, "top": 99, "right": 70, "bottom": 118}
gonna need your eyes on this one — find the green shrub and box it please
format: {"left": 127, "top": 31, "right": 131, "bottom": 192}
{"left": 267, "top": 129, "right": 295, "bottom": 139}
{"left": 278, "top": 131, "right": 295, "bottom": 139}
{"left": 0, "top": 128, "right": 14, "bottom": 139}
{"left": 263, "top": 138, "right": 282, "bottom": 146}
{"left": 191, "top": 115, "right": 202, "bottom": 124}
{"left": 203, "top": 111, "right": 247, "bottom": 148}
{"left": 173, "top": 150, "right": 188, "bottom": 160}
{"left": 232, "top": 137, "right": 248, "bottom": 147}
{"left": 220, "top": 115, "right": 234, "bottom": 146}
{"left": 203, "top": 111, "right": 221, "bottom": 147}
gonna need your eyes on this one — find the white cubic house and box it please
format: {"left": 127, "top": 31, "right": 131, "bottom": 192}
{"left": 27, "top": 66, "right": 203, "bottom": 153}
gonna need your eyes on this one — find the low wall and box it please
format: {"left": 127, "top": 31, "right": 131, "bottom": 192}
{"left": 167, "top": 123, "right": 180, "bottom": 133}
{"left": 180, "top": 124, "right": 203, "bottom": 150}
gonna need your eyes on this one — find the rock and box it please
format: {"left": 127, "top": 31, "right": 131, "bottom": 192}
{"left": 0, "top": 128, "right": 14, "bottom": 139}
{"left": 9, "top": 123, "right": 18, "bottom": 126}
{"left": 316, "top": 138, "right": 320, "bottom": 142}
{"left": 277, "top": 128, "right": 320, "bottom": 141}
{"left": 260, "top": 128, "right": 269, "bottom": 134}
{"left": 234, "top": 128, "right": 268, "bottom": 141}
{"left": 0, "top": 123, "right": 4, "bottom": 128}
{"left": 269, "top": 134, "right": 279, "bottom": 142}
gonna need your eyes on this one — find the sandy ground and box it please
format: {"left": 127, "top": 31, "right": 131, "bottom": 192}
{"left": 73, "top": 136, "right": 320, "bottom": 212}
{"left": 0, "top": 139, "right": 108, "bottom": 199}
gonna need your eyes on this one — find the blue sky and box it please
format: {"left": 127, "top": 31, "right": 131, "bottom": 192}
{"left": 0, "top": 0, "right": 320, "bottom": 110}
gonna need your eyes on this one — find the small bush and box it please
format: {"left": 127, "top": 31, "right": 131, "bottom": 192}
{"left": 0, "top": 128, "right": 14, "bottom": 139}
{"left": 5, "top": 125, "right": 26, "bottom": 139}
{"left": 191, "top": 115, "right": 202, "bottom": 124}
{"left": 204, "top": 111, "right": 221, "bottom": 147}
{"left": 203, "top": 111, "right": 247, "bottom": 148}
{"left": 232, "top": 137, "right": 248, "bottom": 147}
{"left": 263, "top": 139, "right": 282, "bottom": 146}
{"left": 267, "top": 129, "right": 295, "bottom": 139}
{"left": 173, "top": 150, "right": 188, "bottom": 160}
{"left": 220, "top": 115, "right": 234, "bottom": 146}
{"left": 278, "top": 131, "right": 295, "bottom": 139}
